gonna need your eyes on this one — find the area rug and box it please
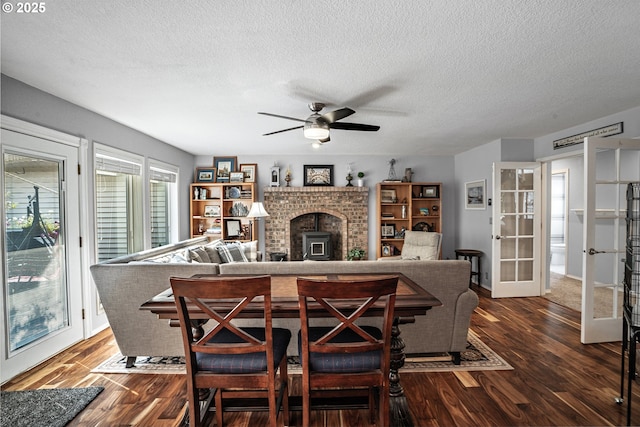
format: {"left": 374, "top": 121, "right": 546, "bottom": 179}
{"left": 92, "top": 330, "right": 512, "bottom": 374}
{"left": 545, "top": 272, "right": 623, "bottom": 317}
{"left": 1, "top": 386, "right": 104, "bottom": 427}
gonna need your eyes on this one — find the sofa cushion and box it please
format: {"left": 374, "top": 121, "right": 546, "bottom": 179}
{"left": 216, "top": 242, "right": 248, "bottom": 263}
{"left": 188, "top": 246, "right": 211, "bottom": 263}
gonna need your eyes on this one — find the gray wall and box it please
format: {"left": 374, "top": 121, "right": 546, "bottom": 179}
{"left": 453, "top": 138, "right": 534, "bottom": 287}
{"left": 1, "top": 74, "right": 197, "bottom": 242}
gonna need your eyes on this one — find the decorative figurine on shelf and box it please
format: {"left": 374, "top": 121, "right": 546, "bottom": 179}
{"left": 386, "top": 158, "right": 399, "bottom": 181}
{"left": 200, "top": 188, "right": 207, "bottom": 200}
{"left": 431, "top": 205, "right": 439, "bottom": 216}
{"left": 285, "top": 165, "right": 292, "bottom": 187}
{"left": 194, "top": 187, "right": 200, "bottom": 200}
{"left": 402, "top": 168, "right": 413, "bottom": 182}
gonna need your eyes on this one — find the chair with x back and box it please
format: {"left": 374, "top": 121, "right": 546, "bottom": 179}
{"left": 297, "top": 275, "right": 398, "bottom": 427}
{"left": 170, "top": 275, "right": 291, "bottom": 427}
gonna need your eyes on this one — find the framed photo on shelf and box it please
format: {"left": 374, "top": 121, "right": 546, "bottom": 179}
{"left": 304, "top": 165, "right": 334, "bottom": 186}
{"left": 380, "top": 189, "right": 397, "bottom": 203}
{"left": 204, "top": 205, "right": 221, "bottom": 217}
{"left": 465, "top": 179, "right": 486, "bottom": 210}
{"left": 229, "top": 171, "right": 245, "bottom": 183}
{"left": 195, "top": 167, "right": 216, "bottom": 183}
{"left": 213, "top": 156, "right": 237, "bottom": 183}
{"left": 382, "top": 244, "right": 392, "bottom": 257}
{"left": 381, "top": 224, "right": 396, "bottom": 238}
{"left": 422, "top": 185, "right": 439, "bottom": 198}
{"left": 239, "top": 163, "right": 257, "bottom": 183}
{"left": 225, "top": 219, "right": 242, "bottom": 238}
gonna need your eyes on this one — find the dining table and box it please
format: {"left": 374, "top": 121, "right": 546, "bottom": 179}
{"left": 140, "top": 272, "right": 441, "bottom": 427}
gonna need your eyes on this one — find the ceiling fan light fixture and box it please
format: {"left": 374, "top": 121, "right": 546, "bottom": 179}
{"left": 311, "top": 141, "right": 322, "bottom": 149}
{"left": 303, "top": 118, "right": 330, "bottom": 140}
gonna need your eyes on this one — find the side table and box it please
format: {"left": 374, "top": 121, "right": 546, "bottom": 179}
{"left": 455, "top": 249, "right": 483, "bottom": 287}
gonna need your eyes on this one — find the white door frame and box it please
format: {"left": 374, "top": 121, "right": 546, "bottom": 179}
{"left": 1, "top": 116, "right": 88, "bottom": 383}
{"left": 491, "top": 162, "right": 543, "bottom": 298}
{"left": 581, "top": 136, "right": 640, "bottom": 343}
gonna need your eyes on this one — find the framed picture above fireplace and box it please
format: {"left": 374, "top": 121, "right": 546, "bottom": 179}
{"left": 304, "top": 165, "right": 334, "bottom": 186}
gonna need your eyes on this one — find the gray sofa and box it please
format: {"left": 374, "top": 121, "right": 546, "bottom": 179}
{"left": 90, "top": 237, "right": 478, "bottom": 366}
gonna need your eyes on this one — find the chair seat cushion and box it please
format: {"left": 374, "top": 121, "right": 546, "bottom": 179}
{"left": 299, "top": 326, "right": 383, "bottom": 373}
{"left": 196, "top": 327, "right": 291, "bottom": 374}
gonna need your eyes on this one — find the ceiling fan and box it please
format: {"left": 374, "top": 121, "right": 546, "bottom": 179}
{"left": 258, "top": 102, "right": 380, "bottom": 145}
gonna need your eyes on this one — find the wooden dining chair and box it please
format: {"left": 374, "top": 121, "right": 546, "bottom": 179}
{"left": 170, "top": 275, "right": 291, "bottom": 427}
{"left": 297, "top": 276, "right": 398, "bottom": 427}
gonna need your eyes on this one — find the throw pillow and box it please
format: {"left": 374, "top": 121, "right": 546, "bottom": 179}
{"left": 203, "top": 240, "right": 225, "bottom": 264}
{"left": 188, "top": 246, "right": 211, "bottom": 263}
{"left": 169, "top": 252, "right": 190, "bottom": 263}
{"left": 401, "top": 255, "right": 421, "bottom": 260}
{"left": 216, "top": 243, "right": 248, "bottom": 263}
{"left": 240, "top": 240, "right": 258, "bottom": 262}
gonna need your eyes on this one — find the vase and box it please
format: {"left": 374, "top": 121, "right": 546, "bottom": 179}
{"left": 357, "top": 179, "right": 364, "bottom": 187}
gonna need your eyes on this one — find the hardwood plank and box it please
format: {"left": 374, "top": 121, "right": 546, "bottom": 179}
{"left": 3, "top": 287, "right": 640, "bottom": 426}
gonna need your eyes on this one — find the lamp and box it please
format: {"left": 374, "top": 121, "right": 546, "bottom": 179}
{"left": 247, "top": 202, "right": 270, "bottom": 242}
{"left": 303, "top": 116, "right": 330, "bottom": 140}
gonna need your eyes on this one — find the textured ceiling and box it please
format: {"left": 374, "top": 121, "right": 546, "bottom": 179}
{"left": 2, "top": 0, "right": 640, "bottom": 156}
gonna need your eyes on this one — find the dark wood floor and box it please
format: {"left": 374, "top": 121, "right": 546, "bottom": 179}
{"left": 3, "top": 285, "right": 639, "bottom": 426}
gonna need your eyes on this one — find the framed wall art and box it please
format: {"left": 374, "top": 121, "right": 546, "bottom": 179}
{"left": 380, "top": 189, "right": 397, "bottom": 203}
{"left": 465, "top": 179, "right": 486, "bottom": 210}
{"left": 204, "top": 205, "right": 221, "bottom": 217}
{"left": 422, "top": 185, "right": 439, "bottom": 198}
{"left": 381, "top": 244, "right": 392, "bottom": 257}
{"left": 195, "top": 167, "right": 216, "bottom": 183}
{"left": 225, "top": 219, "right": 242, "bottom": 238}
{"left": 213, "top": 156, "right": 237, "bottom": 183}
{"left": 304, "top": 165, "right": 334, "bottom": 186}
{"left": 229, "top": 171, "right": 245, "bottom": 183}
{"left": 239, "top": 163, "right": 257, "bottom": 183}
{"left": 381, "top": 224, "right": 396, "bottom": 238}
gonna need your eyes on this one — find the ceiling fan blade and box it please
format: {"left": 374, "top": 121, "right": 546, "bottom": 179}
{"left": 258, "top": 112, "right": 307, "bottom": 123}
{"left": 321, "top": 107, "right": 355, "bottom": 124}
{"left": 263, "top": 125, "right": 304, "bottom": 136}
{"left": 329, "top": 122, "right": 380, "bottom": 132}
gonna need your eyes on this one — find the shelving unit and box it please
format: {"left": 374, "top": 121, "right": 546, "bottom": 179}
{"left": 189, "top": 182, "right": 256, "bottom": 241}
{"left": 376, "top": 182, "right": 442, "bottom": 258}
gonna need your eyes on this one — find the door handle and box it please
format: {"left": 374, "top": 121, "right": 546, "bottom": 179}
{"left": 495, "top": 235, "right": 501, "bottom": 240}
{"left": 587, "top": 248, "right": 605, "bottom": 255}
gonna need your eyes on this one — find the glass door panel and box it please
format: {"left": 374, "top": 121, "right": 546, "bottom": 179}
{"left": 492, "top": 162, "right": 541, "bottom": 297}
{"left": 4, "top": 153, "right": 67, "bottom": 351}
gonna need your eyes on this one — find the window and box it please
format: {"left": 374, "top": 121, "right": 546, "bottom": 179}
{"left": 149, "top": 160, "right": 178, "bottom": 248}
{"left": 94, "top": 145, "right": 143, "bottom": 262}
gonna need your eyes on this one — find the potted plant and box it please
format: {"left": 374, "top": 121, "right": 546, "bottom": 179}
{"left": 347, "top": 247, "right": 366, "bottom": 261}
{"left": 357, "top": 172, "right": 365, "bottom": 187}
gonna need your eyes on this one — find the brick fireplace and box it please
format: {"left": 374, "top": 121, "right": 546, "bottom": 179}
{"left": 263, "top": 187, "right": 368, "bottom": 261}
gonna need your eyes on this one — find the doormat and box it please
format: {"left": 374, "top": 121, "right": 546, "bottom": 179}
{"left": 1, "top": 386, "right": 104, "bottom": 427}
{"left": 92, "top": 330, "right": 512, "bottom": 374}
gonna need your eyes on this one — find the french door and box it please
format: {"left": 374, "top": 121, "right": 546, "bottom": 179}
{"left": 581, "top": 136, "right": 640, "bottom": 343}
{"left": 492, "top": 162, "right": 542, "bottom": 298}
{"left": 1, "top": 126, "right": 83, "bottom": 383}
